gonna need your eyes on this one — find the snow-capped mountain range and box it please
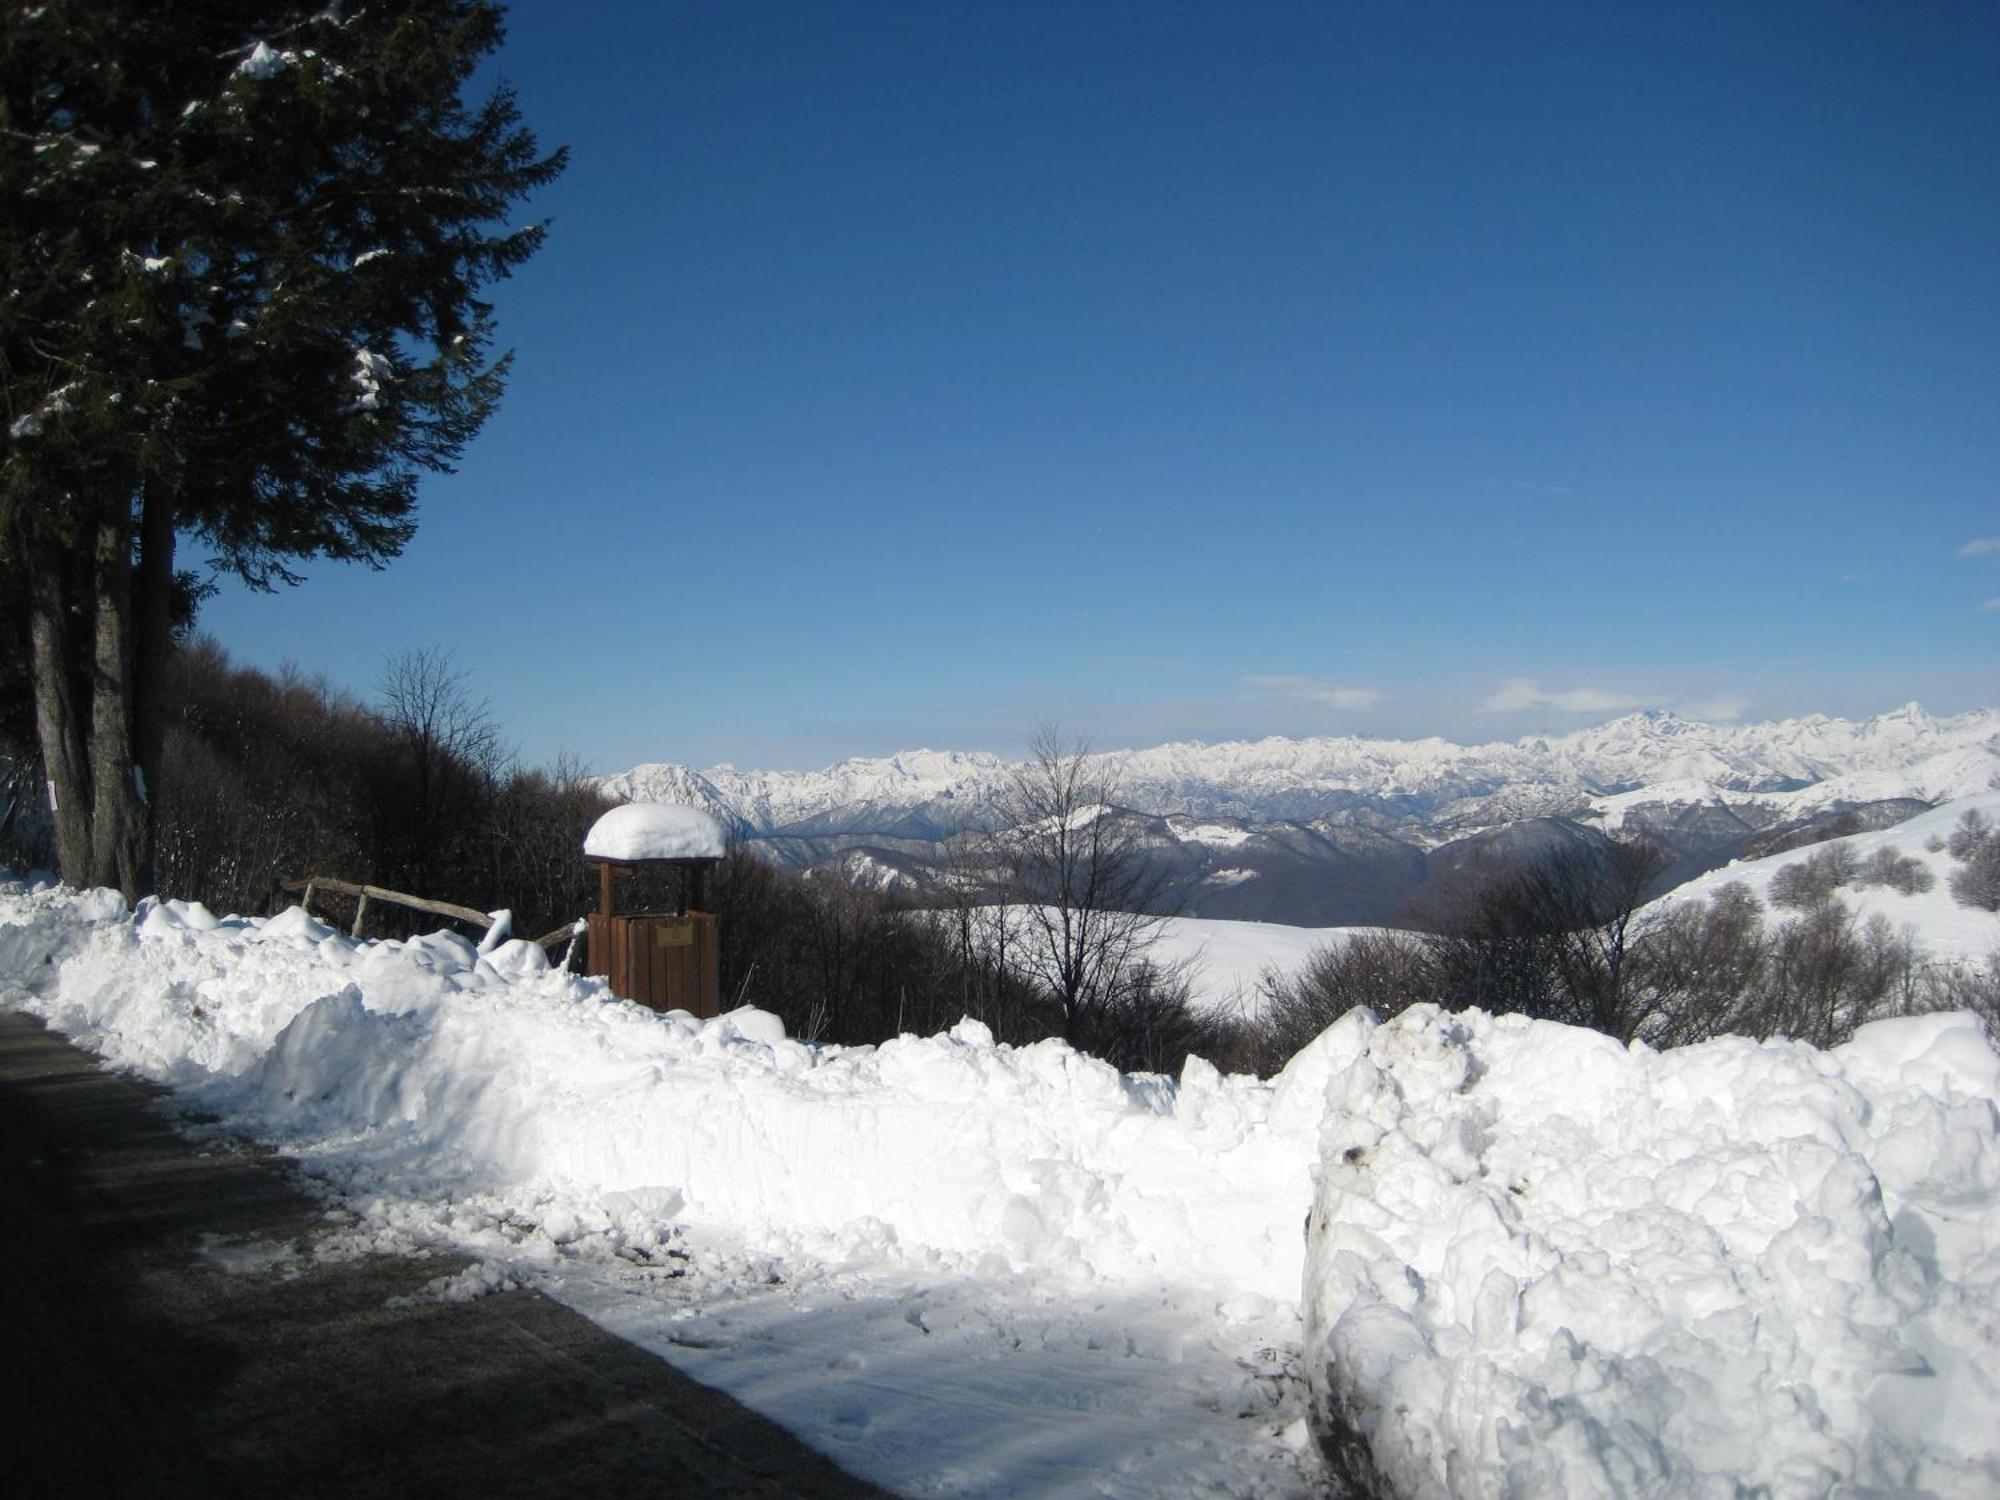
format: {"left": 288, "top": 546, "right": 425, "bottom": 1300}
{"left": 603, "top": 706, "right": 2000, "bottom": 925}
{"left": 607, "top": 704, "right": 2000, "bottom": 842}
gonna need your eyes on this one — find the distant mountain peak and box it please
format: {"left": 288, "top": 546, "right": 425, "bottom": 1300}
{"left": 605, "top": 704, "right": 2000, "bottom": 844}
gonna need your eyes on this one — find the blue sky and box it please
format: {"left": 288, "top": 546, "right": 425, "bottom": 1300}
{"left": 198, "top": 0, "right": 2000, "bottom": 771}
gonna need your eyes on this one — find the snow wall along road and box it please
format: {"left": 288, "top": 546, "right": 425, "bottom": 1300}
{"left": 4, "top": 879, "right": 1998, "bottom": 1498}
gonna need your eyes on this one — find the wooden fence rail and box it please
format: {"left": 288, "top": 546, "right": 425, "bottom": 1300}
{"left": 276, "top": 877, "right": 579, "bottom": 952}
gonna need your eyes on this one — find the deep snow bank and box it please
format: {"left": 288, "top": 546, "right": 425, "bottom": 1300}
{"left": 6, "top": 880, "right": 1998, "bottom": 1497}
{"left": 1302, "top": 1004, "right": 2000, "bottom": 1499}
{"left": 0, "top": 881, "right": 1322, "bottom": 1302}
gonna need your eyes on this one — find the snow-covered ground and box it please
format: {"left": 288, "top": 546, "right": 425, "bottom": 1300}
{"left": 1144, "top": 912, "right": 1372, "bottom": 1018}
{"left": 4, "top": 878, "right": 1997, "bottom": 1497}
{"left": 0, "top": 882, "right": 1320, "bottom": 1498}
{"left": 932, "top": 905, "right": 1365, "bottom": 1019}
{"left": 1652, "top": 789, "right": 2000, "bottom": 964}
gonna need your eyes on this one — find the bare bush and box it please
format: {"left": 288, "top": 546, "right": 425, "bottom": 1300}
{"left": 1949, "top": 837, "right": 2000, "bottom": 912}
{"left": 1755, "top": 904, "right": 1918, "bottom": 1048}
{"left": 487, "top": 754, "right": 617, "bottom": 940}
{"left": 1255, "top": 931, "right": 1441, "bottom": 1065}
{"left": 375, "top": 648, "right": 503, "bottom": 900}
{"left": 1087, "top": 958, "right": 1247, "bottom": 1076}
{"left": 1769, "top": 843, "right": 1858, "bottom": 910}
{"left": 706, "top": 851, "right": 1054, "bottom": 1051}
{"left": 1624, "top": 883, "right": 1771, "bottom": 1047}
{"left": 1854, "top": 845, "right": 1935, "bottom": 896}
{"left": 1947, "top": 809, "right": 1991, "bottom": 861}
{"left": 154, "top": 640, "right": 380, "bottom": 914}
{"left": 1417, "top": 837, "right": 1669, "bottom": 1040}
{"left": 1912, "top": 952, "right": 2000, "bottom": 1031}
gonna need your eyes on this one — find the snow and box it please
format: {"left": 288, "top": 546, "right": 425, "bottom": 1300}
{"left": 585, "top": 802, "right": 727, "bottom": 861}
{"left": 1302, "top": 1003, "right": 2000, "bottom": 1498}
{"left": 5, "top": 878, "right": 1997, "bottom": 1498}
{"left": 1142, "top": 914, "right": 1371, "bottom": 1017}
{"left": 235, "top": 41, "right": 288, "bottom": 80}
{"left": 1, "top": 882, "right": 1317, "bottom": 1496}
{"left": 9, "top": 379, "right": 82, "bottom": 440}
{"left": 348, "top": 348, "right": 392, "bottom": 411}
{"left": 959, "top": 907, "right": 1362, "bottom": 1016}
{"left": 1650, "top": 789, "right": 2000, "bottom": 965}
{"left": 1174, "top": 821, "right": 1257, "bottom": 848}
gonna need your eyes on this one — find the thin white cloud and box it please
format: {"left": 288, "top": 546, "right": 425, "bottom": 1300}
{"left": 1242, "top": 676, "right": 1383, "bottom": 711}
{"left": 1680, "top": 695, "right": 1749, "bottom": 723}
{"left": 1983, "top": 597, "right": 2000, "bottom": 613}
{"left": 1479, "top": 679, "right": 1644, "bottom": 715}
{"left": 1959, "top": 537, "right": 2000, "bottom": 558}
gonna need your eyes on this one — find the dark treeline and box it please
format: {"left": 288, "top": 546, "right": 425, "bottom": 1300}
{"left": 141, "top": 638, "right": 608, "bottom": 942}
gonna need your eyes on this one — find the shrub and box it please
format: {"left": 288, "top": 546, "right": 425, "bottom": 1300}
{"left": 1913, "top": 951, "right": 2000, "bottom": 1030}
{"left": 1949, "top": 837, "right": 2000, "bottom": 913}
{"left": 1854, "top": 845, "right": 1935, "bottom": 896}
{"left": 1624, "top": 883, "right": 1769, "bottom": 1047}
{"left": 1254, "top": 932, "right": 1441, "bottom": 1066}
{"left": 1947, "top": 809, "right": 1992, "bottom": 861}
{"left": 1747, "top": 901, "right": 1914, "bottom": 1048}
{"left": 1769, "top": 843, "right": 1857, "bottom": 910}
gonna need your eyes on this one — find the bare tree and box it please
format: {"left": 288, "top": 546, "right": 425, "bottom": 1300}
{"left": 1422, "top": 836, "right": 1669, "bottom": 1040}
{"left": 375, "top": 648, "right": 502, "bottom": 896}
{"left": 988, "top": 727, "right": 1175, "bottom": 1048}
{"left": 487, "top": 751, "right": 615, "bottom": 936}
{"left": 1625, "top": 882, "right": 1771, "bottom": 1047}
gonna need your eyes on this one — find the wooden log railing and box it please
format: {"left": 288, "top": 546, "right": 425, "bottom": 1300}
{"left": 279, "top": 876, "right": 489, "bottom": 938}
{"left": 276, "top": 877, "right": 581, "bottom": 953}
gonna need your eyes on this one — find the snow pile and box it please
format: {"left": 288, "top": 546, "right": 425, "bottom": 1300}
{"left": 584, "top": 801, "right": 727, "bottom": 861}
{"left": 0, "top": 879, "right": 1326, "bottom": 1495}
{"left": 1303, "top": 1004, "right": 2000, "bottom": 1499}
{"left": 6, "top": 879, "right": 1998, "bottom": 1497}
{"left": 0, "top": 883, "right": 1317, "bottom": 1302}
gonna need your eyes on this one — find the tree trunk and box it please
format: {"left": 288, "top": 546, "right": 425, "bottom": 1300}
{"left": 86, "top": 509, "right": 145, "bottom": 899}
{"left": 129, "top": 479, "right": 176, "bottom": 895}
{"left": 26, "top": 548, "right": 92, "bottom": 881}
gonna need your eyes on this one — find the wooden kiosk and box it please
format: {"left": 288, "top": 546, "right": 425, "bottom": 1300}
{"left": 583, "top": 804, "right": 726, "bottom": 1017}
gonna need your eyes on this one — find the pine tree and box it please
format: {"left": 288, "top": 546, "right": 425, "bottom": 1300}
{"left": 0, "top": 1, "right": 564, "bottom": 897}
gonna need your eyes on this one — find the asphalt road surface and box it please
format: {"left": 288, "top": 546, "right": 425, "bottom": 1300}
{"left": 0, "top": 1008, "right": 895, "bottom": 1499}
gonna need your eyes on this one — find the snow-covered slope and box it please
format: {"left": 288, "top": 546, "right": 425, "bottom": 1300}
{"left": 612, "top": 704, "right": 2000, "bottom": 838}
{"left": 1652, "top": 790, "right": 2000, "bottom": 964}
{"left": 1146, "top": 914, "right": 1374, "bottom": 1016}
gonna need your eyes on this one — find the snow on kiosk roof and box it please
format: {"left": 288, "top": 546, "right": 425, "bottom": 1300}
{"left": 583, "top": 803, "right": 727, "bottom": 865}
